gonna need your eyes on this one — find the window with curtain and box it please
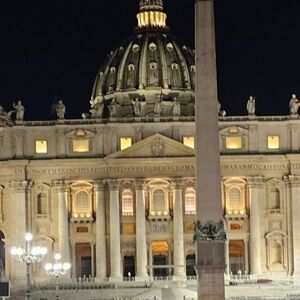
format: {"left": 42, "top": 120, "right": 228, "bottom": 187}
{"left": 153, "top": 189, "right": 165, "bottom": 212}
{"left": 122, "top": 190, "right": 134, "bottom": 216}
{"left": 185, "top": 189, "right": 196, "bottom": 215}
{"left": 37, "top": 193, "right": 47, "bottom": 215}
{"left": 75, "top": 191, "right": 90, "bottom": 213}
{"left": 228, "top": 187, "right": 241, "bottom": 210}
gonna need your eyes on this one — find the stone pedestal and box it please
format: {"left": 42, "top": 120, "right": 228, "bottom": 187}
{"left": 94, "top": 181, "right": 107, "bottom": 280}
{"left": 195, "top": 241, "right": 225, "bottom": 300}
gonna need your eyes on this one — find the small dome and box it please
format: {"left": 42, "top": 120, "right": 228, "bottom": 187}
{"left": 90, "top": 1, "right": 195, "bottom": 119}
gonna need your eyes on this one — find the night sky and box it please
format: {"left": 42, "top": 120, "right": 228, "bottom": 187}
{"left": 1, "top": 0, "right": 300, "bottom": 120}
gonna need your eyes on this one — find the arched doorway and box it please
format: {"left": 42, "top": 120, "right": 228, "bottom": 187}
{"left": 75, "top": 243, "right": 91, "bottom": 278}
{"left": 186, "top": 254, "right": 196, "bottom": 276}
{"left": 152, "top": 241, "right": 169, "bottom": 277}
{"left": 123, "top": 256, "right": 135, "bottom": 277}
{"left": 229, "top": 240, "right": 245, "bottom": 274}
{"left": 0, "top": 231, "right": 5, "bottom": 280}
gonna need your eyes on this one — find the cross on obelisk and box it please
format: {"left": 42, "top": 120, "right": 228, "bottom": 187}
{"left": 194, "top": 0, "right": 226, "bottom": 299}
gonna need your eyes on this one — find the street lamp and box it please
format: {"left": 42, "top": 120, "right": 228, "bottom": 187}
{"left": 10, "top": 232, "right": 48, "bottom": 300}
{"left": 45, "top": 253, "right": 71, "bottom": 300}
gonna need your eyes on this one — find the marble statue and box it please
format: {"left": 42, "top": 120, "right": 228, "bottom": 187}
{"left": 13, "top": 100, "right": 25, "bottom": 121}
{"left": 154, "top": 96, "right": 163, "bottom": 115}
{"left": 172, "top": 97, "right": 181, "bottom": 116}
{"left": 132, "top": 98, "right": 142, "bottom": 116}
{"left": 246, "top": 96, "right": 256, "bottom": 116}
{"left": 109, "top": 99, "right": 117, "bottom": 118}
{"left": 90, "top": 102, "right": 104, "bottom": 118}
{"left": 0, "top": 105, "right": 14, "bottom": 126}
{"left": 56, "top": 100, "right": 66, "bottom": 119}
{"left": 289, "top": 94, "right": 300, "bottom": 115}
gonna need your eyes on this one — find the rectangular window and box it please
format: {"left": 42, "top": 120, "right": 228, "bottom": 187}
{"left": 120, "top": 137, "right": 132, "bottom": 150}
{"left": 122, "top": 224, "right": 135, "bottom": 235}
{"left": 73, "top": 139, "right": 89, "bottom": 153}
{"left": 183, "top": 136, "right": 195, "bottom": 149}
{"left": 35, "top": 140, "right": 48, "bottom": 154}
{"left": 226, "top": 136, "right": 242, "bottom": 149}
{"left": 268, "top": 136, "right": 280, "bottom": 149}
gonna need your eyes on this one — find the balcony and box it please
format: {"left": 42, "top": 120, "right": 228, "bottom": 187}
{"left": 225, "top": 209, "right": 248, "bottom": 220}
{"left": 148, "top": 210, "right": 170, "bottom": 221}
{"left": 70, "top": 212, "right": 94, "bottom": 224}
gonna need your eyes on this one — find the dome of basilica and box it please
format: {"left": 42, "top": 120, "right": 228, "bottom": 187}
{"left": 89, "top": 0, "right": 195, "bottom": 119}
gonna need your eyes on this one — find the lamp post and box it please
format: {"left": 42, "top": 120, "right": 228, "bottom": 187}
{"left": 10, "top": 232, "right": 48, "bottom": 300}
{"left": 45, "top": 253, "right": 71, "bottom": 300}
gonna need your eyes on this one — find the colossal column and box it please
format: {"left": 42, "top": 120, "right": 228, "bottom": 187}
{"left": 134, "top": 179, "right": 149, "bottom": 280}
{"left": 53, "top": 180, "right": 71, "bottom": 273}
{"left": 172, "top": 179, "right": 185, "bottom": 280}
{"left": 289, "top": 175, "right": 300, "bottom": 277}
{"left": 9, "top": 181, "right": 29, "bottom": 283}
{"left": 248, "top": 176, "right": 263, "bottom": 275}
{"left": 107, "top": 180, "right": 122, "bottom": 281}
{"left": 94, "top": 180, "right": 107, "bottom": 280}
{"left": 195, "top": 0, "right": 225, "bottom": 299}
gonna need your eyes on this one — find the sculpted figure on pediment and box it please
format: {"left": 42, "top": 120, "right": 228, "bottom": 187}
{"left": 289, "top": 94, "right": 300, "bottom": 115}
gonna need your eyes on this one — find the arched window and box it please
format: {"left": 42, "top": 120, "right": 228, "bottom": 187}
{"left": 122, "top": 190, "right": 134, "bottom": 216}
{"left": 269, "top": 188, "right": 280, "bottom": 209}
{"left": 75, "top": 191, "right": 89, "bottom": 213}
{"left": 185, "top": 189, "right": 196, "bottom": 215}
{"left": 153, "top": 189, "right": 165, "bottom": 212}
{"left": 228, "top": 187, "right": 241, "bottom": 210}
{"left": 37, "top": 193, "right": 47, "bottom": 215}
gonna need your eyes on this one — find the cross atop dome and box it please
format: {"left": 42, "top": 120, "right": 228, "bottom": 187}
{"left": 137, "top": 0, "right": 167, "bottom": 28}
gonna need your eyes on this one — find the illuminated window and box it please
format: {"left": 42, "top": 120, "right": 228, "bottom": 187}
{"left": 268, "top": 136, "right": 280, "bottom": 149}
{"left": 153, "top": 189, "right": 165, "bottom": 212}
{"left": 120, "top": 137, "right": 132, "bottom": 150}
{"left": 185, "top": 189, "right": 196, "bottom": 215}
{"left": 183, "top": 136, "right": 195, "bottom": 149}
{"left": 128, "top": 64, "right": 135, "bottom": 71}
{"left": 75, "top": 191, "right": 89, "bottom": 213}
{"left": 73, "top": 139, "right": 89, "bottom": 153}
{"left": 228, "top": 187, "right": 241, "bottom": 210}
{"left": 35, "top": 140, "right": 47, "bottom": 154}
{"left": 122, "top": 190, "right": 134, "bottom": 216}
{"left": 226, "top": 136, "right": 242, "bottom": 149}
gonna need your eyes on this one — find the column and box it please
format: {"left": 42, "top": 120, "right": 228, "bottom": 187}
{"left": 289, "top": 175, "right": 300, "bottom": 277}
{"left": 225, "top": 240, "right": 230, "bottom": 276}
{"left": 134, "top": 179, "right": 149, "bottom": 280}
{"left": 9, "top": 181, "right": 28, "bottom": 283}
{"left": 94, "top": 181, "right": 107, "bottom": 281}
{"left": 248, "top": 176, "right": 263, "bottom": 275}
{"left": 172, "top": 179, "right": 185, "bottom": 280}
{"left": 53, "top": 180, "right": 71, "bottom": 273}
{"left": 107, "top": 180, "right": 122, "bottom": 281}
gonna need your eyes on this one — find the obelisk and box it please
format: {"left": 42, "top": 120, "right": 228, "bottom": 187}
{"left": 194, "top": 0, "right": 225, "bottom": 300}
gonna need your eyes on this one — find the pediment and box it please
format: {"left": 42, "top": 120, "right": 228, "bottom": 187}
{"left": 106, "top": 133, "right": 195, "bottom": 159}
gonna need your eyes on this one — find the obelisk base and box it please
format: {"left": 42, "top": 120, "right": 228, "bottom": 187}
{"left": 195, "top": 240, "right": 225, "bottom": 300}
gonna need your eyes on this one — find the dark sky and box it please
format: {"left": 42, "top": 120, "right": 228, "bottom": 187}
{"left": 1, "top": 0, "right": 300, "bottom": 120}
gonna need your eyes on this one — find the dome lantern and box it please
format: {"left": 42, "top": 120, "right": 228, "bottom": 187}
{"left": 137, "top": 0, "right": 167, "bottom": 29}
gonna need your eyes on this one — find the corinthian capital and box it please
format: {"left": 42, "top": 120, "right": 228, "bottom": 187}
{"left": 288, "top": 175, "right": 300, "bottom": 187}
{"left": 107, "top": 179, "right": 121, "bottom": 191}
{"left": 133, "top": 178, "right": 147, "bottom": 190}
{"left": 171, "top": 178, "right": 184, "bottom": 189}
{"left": 93, "top": 180, "right": 106, "bottom": 192}
{"left": 246, "top": 176, "right": 264, "bottom": 189}
{"left": 9, "top": 180, "right": 31, "bottom": 193}
{"left": 52, "top": 180, "right": 69, "bottom": 192}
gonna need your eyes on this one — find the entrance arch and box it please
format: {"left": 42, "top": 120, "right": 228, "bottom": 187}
{"left": 186, "top": 254, "right": 196, "bottom": 276}
{"left": 152, "top": 241, "right": 169, "bottom": 277}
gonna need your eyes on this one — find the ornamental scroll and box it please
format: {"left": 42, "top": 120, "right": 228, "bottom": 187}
{"left": 193, "top": 220, "right": 226, "bottom": 242}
